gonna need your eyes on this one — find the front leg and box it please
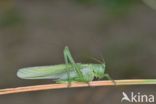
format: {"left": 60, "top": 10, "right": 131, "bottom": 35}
{"left": 103, "top": 74, "right": 116, "bottom": 85}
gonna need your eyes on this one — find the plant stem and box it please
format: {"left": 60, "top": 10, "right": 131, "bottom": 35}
{"left": 0, "top": 79, "right": 156, "bottom": 95}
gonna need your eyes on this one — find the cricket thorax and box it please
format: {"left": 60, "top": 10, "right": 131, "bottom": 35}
{"left": 91, "top": 64, "right": 105, "bottom": 79}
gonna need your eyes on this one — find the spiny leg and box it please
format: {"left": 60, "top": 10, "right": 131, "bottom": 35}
{"left": 64, "top": 47, "right": 72, "bottom": 87}
{"left": 103, "top": 74, "right": 116, "bottom": 85}
{"left": 64, "top": 46, "right": 84, "bottom": 81}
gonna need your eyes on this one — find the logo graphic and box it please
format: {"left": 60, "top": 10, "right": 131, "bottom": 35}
{"left": 121, "top": 92, "right": 131, "bottom": 102}
{"left": 121, "top": 92, "right": 155, "bottom": 103}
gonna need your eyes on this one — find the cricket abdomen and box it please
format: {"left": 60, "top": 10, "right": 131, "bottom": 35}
{"left": 56, "top": 66, "right": 94, "bottom": 82}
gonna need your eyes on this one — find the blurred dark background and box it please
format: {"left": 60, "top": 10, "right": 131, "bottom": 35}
{"left": 0, "top": 0, "right": 156, "bottom": 104}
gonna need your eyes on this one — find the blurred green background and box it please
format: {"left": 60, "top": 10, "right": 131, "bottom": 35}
{"left": 0, "top": 0, "right": 156, "bottom": 104}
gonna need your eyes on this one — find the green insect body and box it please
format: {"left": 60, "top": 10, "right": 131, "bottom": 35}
{"left": 17, "top": 47, "right": 112, "bottom": 83}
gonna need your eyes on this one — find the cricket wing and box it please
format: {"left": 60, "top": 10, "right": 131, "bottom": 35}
{"left": 17, "top": 64, "right": 72, "bottom": 79}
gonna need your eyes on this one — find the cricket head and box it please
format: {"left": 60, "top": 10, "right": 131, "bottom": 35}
{"left": 92, "top": 64, "right": 105, "bottom": 79}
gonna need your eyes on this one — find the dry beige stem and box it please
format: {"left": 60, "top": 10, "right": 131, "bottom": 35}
{"left": 0, "top": 79, "right": 156, "bottom": 95}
